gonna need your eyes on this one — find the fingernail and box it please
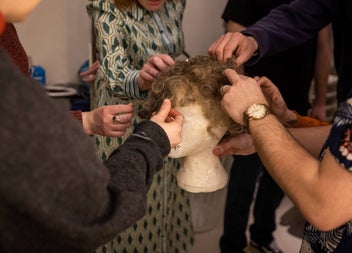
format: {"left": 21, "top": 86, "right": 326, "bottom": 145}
{"left": 213, "top": 147, "right": 222, "bottom": 156}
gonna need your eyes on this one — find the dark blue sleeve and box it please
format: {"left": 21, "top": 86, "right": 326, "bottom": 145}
{"left": 243, "top": 0, "right": 335, "bottom": 59}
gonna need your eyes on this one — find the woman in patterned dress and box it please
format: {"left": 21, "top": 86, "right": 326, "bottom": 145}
{"left": 86, "top": 0, "right": 193, "bottom": 252}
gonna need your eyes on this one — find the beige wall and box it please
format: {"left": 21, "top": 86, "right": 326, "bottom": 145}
{"left": 16, "top": 0, "right": 227, "bottom": 85}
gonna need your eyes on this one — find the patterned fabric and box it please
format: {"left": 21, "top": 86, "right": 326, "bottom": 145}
{"left": 300, "top": 97, "right": 352, "bottom": 252}
{"left": 86, "top": 0, "right": 193, "bottom": 252}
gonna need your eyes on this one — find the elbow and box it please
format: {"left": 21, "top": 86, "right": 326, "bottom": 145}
{"left": 303, "top": 209, "right": 346, "bottom": 232}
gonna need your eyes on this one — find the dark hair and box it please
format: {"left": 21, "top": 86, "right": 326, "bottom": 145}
{"left": 138, "top": 55, "right": 244, "bottom": 136}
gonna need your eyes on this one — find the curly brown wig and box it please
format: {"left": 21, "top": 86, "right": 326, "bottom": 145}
{"left": 138, "top": 55, "right": 244, "bottom": 136}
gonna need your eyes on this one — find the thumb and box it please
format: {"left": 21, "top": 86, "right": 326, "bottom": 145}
{"left": 153, "top": 99, "right": 172, "bottom": 121}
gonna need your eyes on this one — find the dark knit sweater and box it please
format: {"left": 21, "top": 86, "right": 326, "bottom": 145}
{"left": 0, "top": 48, "right": 170, "bottom": 252}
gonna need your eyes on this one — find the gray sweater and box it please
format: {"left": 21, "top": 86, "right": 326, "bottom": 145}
{"left": 0, "top": 48, "right": 170, "bottom": 253}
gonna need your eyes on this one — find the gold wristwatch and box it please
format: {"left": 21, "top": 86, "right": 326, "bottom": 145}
{"left": 243, "top": 103, "right": 271, "bottom": 132}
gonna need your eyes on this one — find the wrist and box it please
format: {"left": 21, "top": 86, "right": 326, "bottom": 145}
{"left": 81, "top": 112, "right": 94, "bottom": 135}
{"left": 243, "top": 103, "right": 271, "bottom": 133}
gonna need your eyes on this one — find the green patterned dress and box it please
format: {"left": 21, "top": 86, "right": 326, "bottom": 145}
{"left": 86, "top": 0, "right": 193, "bottom": 252}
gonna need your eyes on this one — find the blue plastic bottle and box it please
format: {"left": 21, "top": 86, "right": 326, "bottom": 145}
{"left": 30, "top": 65, "right": 46, "bottom": 85}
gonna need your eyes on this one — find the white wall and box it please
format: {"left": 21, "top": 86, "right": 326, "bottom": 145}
{"left": 16, "top": 0, "right": 227, "bottom": 85}
{"left": 183, "top": 0, "right": 227, "bottom": 56}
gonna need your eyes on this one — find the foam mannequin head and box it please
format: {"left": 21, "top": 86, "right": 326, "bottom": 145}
{"left": 139, "top": 55, "right": 243, "bottom": 192}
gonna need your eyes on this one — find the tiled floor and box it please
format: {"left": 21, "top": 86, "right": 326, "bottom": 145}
{"left": 188, "top": 172, "right": 305, "bottom": 253}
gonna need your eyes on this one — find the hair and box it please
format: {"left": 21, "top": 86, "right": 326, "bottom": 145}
{"left": 138, "top": 55, "right": 244, "bottom": 136}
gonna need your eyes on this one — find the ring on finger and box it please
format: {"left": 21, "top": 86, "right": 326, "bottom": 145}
{"left": 112, "top": 115, "right": 121, "bottom": 125}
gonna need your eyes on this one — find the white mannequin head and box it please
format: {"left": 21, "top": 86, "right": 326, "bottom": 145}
{"left": 139, "top": 55, "right": 243, "bottom": 192}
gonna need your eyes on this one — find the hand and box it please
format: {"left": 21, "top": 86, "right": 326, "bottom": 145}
{"left": 220, "top": 69, "right": 268, "bottom": 125}
{"left": 150, "top": 99, "right": 183, "bottom": 148}
{"left": 138, "top": 54, "right": 175, "bottom": 91}
{"left": 213, "top": 133, "right": 256, "bottom": 157}
{"left": 310, "top": 102, "right": 327, "bottom": 121}
{"left": 79, "top": 60, "right": 100, "bottom": 84}
{"left": 255, "top": 76, "right": 297, "bottom": 126}
{"left": 82, "top": 103, "right": 133, "bottom": 137}
{"left": 208, "top": 32, "right": 258, "bottom": 66}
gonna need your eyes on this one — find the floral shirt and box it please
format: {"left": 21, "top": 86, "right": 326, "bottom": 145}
{"left": 300, "top": 97, "right": 352, "bottom": 252}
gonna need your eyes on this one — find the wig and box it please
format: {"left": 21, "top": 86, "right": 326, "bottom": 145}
{"left": 138, "top": 55, "right": 244, "bottom": 136}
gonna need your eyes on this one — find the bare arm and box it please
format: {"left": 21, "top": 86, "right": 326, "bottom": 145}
{"left": 310, "top": 25, "right": 332, "bottom": 120}
{"left": 226, "top": 20, "right": 245, "bottom": 33}
{"left": 220, "top": 69, "right": 352, "bottom": 231}
{"left": 250, "top": 115, "right": 351, "bottom": 231}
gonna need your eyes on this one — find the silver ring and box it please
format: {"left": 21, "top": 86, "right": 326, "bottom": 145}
{"left": 112, "top": 115, "right": 121, "bottom": 125}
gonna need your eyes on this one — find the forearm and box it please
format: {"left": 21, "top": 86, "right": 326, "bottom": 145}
{"left": 249, "top": 115, "right": 328, "bottom": 226}
{"left": 313, "top": 25, "right": 332, "bottom": 106}
{"left": 106, "top": 120, "right": 169, "bottom": 191}
{"left": 288, "top": 125, "right": 331, "bottom": 157}
{"left": 226, "top": 20, "right": 245, "bottom": 33}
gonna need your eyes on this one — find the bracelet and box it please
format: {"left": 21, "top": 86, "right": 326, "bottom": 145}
{"left": 71, "top": 110, "right": 83, "bottom": 124}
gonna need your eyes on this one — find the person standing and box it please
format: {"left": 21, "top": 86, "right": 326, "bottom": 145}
{"left": 209, "top": 0, "right": 352, "bottom": 251}
{"left": 0, "top": 0, "right": 186, "bottom": 251}
{"left": 219, "top": 1, "right": 332, "bottom": 252}
{"left": 86, "top": 0, "right": 193, "bottom": 252}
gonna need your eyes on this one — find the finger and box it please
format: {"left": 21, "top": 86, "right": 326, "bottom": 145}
{"left": 220, "top": 85, "right": 231, "bottom": 96}
{"left": 159, "top": 54, "right": 175, "bottom": 66}
{"left": 235, "top": 52, "right": 250, "bottom": 67}
{"left": 222, "top": 34, "right": 238, "bottom": 62}
{"left": 152, "top": 99, "right": 172, "bottom": 121}
{"left": 140, "top": 69, "right": 158, "bottom": 81}
{"left": 223, "top": 68, "right": 240, "bottom": 85}
{"left": 116, "top": 104, "right": 134, "bottom": 114}
{"left": 253, "top": 76, "right": 260, "bottom": 81}
{"left": 81, "top": 75, "right": 96, "bottom": 83}
{"left": 208, "top": 35, "right": 227, "bottom": 61}
{"left": 108, "top": 130, "right": 127, "bottom": 138}
{"left": 167, "top": 108, "right": 184, "bottom": 124}
{"left": 151, "top": 57, "right": 170, "bottom": 72}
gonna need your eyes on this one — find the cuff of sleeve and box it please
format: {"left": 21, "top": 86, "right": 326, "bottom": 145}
{"left": 125, "top": 70, "right": 147, "bottom": 99}
{"left": 291, "top": 110, "right": 330, "bottom": 128}
{"left": 134, "top": 120, "right": 171, "bottom": 157}
{"left": 71, "top": 110, "right": 83, "bottom": 124}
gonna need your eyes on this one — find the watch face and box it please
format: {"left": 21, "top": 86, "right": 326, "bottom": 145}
{"left": 247, "top": 104, "right": 268, "bottom": 119}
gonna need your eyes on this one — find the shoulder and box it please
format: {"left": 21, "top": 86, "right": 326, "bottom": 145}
{"left": 166, "top": 0, "right": 186, "bottom": 12}
{"left": 87, "top": 0, "right": 117, "bottom": 18}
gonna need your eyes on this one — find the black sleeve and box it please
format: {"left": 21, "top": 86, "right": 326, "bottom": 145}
{"left": 222, "top": 0, "right": 254, "bottom": 26}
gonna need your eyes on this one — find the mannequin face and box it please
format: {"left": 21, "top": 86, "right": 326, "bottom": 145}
{"left": 138, "top": 0, "right": 166, "bottom": 11}
{"left": 168, "top": 103, "right": 226, "bottom": 158}
{"left": 0, "top": 0, "right": 41, "bottom": 22}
